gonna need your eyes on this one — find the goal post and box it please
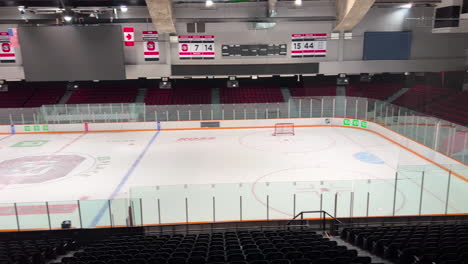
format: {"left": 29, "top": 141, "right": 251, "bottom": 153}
{"left": 273, "top": 123, "right": 295, "bottom": 136}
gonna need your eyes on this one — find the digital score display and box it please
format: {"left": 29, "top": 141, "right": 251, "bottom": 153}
{"left": 221, "top": 44, "right": 287, "bottom": 57}
{"left": 178, "top": 35, "right": 215, "bottom": 60}
{"left": 291, "top": 33, "right": 327, "bottom": 58}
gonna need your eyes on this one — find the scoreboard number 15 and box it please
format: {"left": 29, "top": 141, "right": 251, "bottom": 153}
{"left": 293, "top": 42, "right": 314, "bottom": 50}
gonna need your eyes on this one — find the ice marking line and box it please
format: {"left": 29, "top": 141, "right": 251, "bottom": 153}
{"left": 332, "top": 126, "right": 461, "bottom": 213}
{"left": 0, "top": 134, "right": 16, "bottom": 190}
{"left": 89, "top": 123, "right": 161, "bottom": 228}
{"left": 55, "top": 133, "right": 87, "bottom": 153}
{"left": 0, "top": 132, "right": 87, "bottom": 192}
{"left": 0, "top": 134, "right": 13, "bottom": 143}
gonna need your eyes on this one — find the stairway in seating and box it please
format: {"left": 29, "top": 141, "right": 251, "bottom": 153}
{"left": 135, "top": 87, "right": 148, "bottom": 103}
{"left": 211, "top": 87, "right": 222, "bottom": 120}
{"left": 280, "top": 86, "right": 292, "bottom": 102}
{"left": 59, "top": 89, "right": 74, "bottom": 104}
{"left": 330, "top": 236, "right": 393, "bottom": 264}
{"left": 385, "top": 87, "right": 410, "bottom": 103}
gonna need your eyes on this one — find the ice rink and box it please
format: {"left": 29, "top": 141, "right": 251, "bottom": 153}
{"left": 0, "top": 126, "right": 466, "bottom": 228}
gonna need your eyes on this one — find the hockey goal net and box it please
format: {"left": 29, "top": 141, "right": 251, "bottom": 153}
{"left": 273, "top": 123, "right": 295, "bottom": 136}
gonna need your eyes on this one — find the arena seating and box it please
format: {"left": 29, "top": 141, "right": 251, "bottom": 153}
{"left": 0, "top": 238, "right": 78, "bottom": 264}
{"left": 145, "top": 86, "right": 174, "bottom": 105}
{"left": 346, "top": 83, "right": 401, "bottom": 101}
{"left": 172, "top": 81, "right": 211, "bottom": 105}
{"left": 67, "top": 82, "right": 138, "bottom": 104}
{"left": 341, "top": 224, "right": 468, "bottom": 264}
{"left": 222, "top": 85, "right": 283, "bottom": 104}
{"left": 23, "top": 84, "right": 66, "bottom": 107}
{"left": 53, "top": 230, "right": 376, "bottom": 264}
{"left": 422, "top": 90, "right": 468, "bottom": 125}
{"left": 145, "top": 80, "right": 211, "bottom": 105}
{"left": 392, "top": 85, "right": 454, "bottom": 109}
{"left": 289, "top": 83, "right": 336, "bottom": 97}
{"left": 0, "top": 82, "right": 35, "bottom": 108}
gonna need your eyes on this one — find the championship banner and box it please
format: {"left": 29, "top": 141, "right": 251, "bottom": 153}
{"left": 0, "top": 33, "right": 15, "bottom": 63}
{"left": 143, "top": 41, "right": 159, "bottom": 61}
{"left": 178, "top": 35, "right": 215, "bottom": 60}
{"left": 291, "top": 33, "right": 327, "bottom": 58}
{"left": 142, "top": 31, "right": 159, "bottom": 61}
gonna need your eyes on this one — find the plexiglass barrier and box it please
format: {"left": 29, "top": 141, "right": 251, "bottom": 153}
{"left": 0, "top": 166, "right": 465, "bottom": 231}
{"left": 0, "top": 96, "right": 466, "bottom": 231}
{"left": 0, "top": 97, "right": 465, "bottom": 163}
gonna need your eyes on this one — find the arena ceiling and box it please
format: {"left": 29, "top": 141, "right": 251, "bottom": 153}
{"left": 0, "top": 0, "right": 441, "bottom": 7}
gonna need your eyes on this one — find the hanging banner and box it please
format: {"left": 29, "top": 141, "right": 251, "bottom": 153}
{"left": 291, "top": 33, "right": 327, "bottom": 58}
{"left": 178, "top": 35, "right": 215, "bottom": 60}
{"left": 123, "top": 27, "right": 135, "bottom": 46}
{"left": 8, "top": 28, "right": 19, "bottom": 48}
{"left": 142, "top": 31, "right": 158, "bottom": 40}
{"left": 142, "top": 31, "right": 159, "bottom": 61}
{"left": 143, "top": 41, "right": 159, "bottom": 61}
{"left": 0, "top": 33, "right": 15, "bottom": 63}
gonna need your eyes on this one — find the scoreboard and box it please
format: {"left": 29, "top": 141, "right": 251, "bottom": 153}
{"left": 178, "top": 35, "right": 215, "bottom": 60}
{"left": 291, "top": 33, "right": 327, "bottom": 58}
{"left": 221, "top": 44, "right": 287, "bottom": 57}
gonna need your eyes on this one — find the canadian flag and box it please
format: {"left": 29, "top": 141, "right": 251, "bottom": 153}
{"left": 123, "top": 27, "right": 134, "bottom": 47}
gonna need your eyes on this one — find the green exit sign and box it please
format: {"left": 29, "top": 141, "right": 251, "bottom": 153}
{"left": 343, "top": 119, "right": 368, "bottom": 128}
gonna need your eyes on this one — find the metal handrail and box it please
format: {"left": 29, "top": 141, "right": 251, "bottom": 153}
{"left": 286, "top": 210, "right": 343, "bottom": 234}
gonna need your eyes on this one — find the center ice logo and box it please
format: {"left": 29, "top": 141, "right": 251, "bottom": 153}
{"left": 0, "top": 154, "right": 86, "bottom": 184}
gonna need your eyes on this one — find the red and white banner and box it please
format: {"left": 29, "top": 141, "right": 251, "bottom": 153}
{"left": 8, "top": 28, "right": 19, "bottom": 48}
{"left": 143, "top": 41, "right": 159, "bottom": 61}
{"left": 123, "top": 27, "right": 135, "bottom": 47}
{"left": 0, "top": 35, "right": 15, "bottom": 63}
{"left": 0, "top": 32, "right": 9, "bottom": 43}
{"left": 291, "top": 33, "right": 327, "bottom": 58}
{"left": 142, "top": 31, "right": 158, "bottom": 40}
{"left": 178, "top": 35, "right": 215, "bottom": 60}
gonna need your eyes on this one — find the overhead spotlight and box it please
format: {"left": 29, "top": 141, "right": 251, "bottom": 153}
{"left": 205, "top": 0, "right": 214, "bottom": 7}
{"left": 227, "top": 77, "right": 239, "bottom": 88}
{"left": 294, "top": 0, "right": 302, "bottom": 6}
{"left": 63, "top": 15, "right": 73, "bottom": 22}
{"left": 252, "top": 75, "right": 258, "bottom": 80}
{"left": 401, "top": 3, "right": 412, "bottom": 9}
{"left": 120, "top": 6, "right": 128, "bottom": 12}
{"left": 18, "top": 6, "right": 25, "bottom": 14}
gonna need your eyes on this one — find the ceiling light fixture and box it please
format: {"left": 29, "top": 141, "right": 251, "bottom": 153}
{"left": 294, "top": 0, "right": 302, "bottom": 6}
{"left": 64, "top": 15, "right": 72, "bottom": 22}
{"left": 120, "top": 6, "right": 128, "bottom": 12}
{"left": 401, "top": 3, "right": 412, "bottom": 9}
{"left": 206, "top": 0, "right": 214, "bottom": 7}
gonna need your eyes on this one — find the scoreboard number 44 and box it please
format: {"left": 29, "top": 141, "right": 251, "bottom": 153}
{"left": 293, "top": 42, "right": 314, "bottom": 50}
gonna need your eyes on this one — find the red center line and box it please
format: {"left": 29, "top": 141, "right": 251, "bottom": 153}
{"left": 54, "top": 132, "right": 87, "bottom": 153}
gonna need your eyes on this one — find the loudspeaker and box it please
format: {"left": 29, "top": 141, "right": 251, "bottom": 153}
{"left": 159, "top": 81, "right": 172, "bottom": 89}
{"left": 61, "top": 220, "right": 71, "bottom": 229}
{"left": 227, "top": 80, "right": 239, "bottom": 88}
{"left": 337, "top": 77, "right": 349, "bottom": 85}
